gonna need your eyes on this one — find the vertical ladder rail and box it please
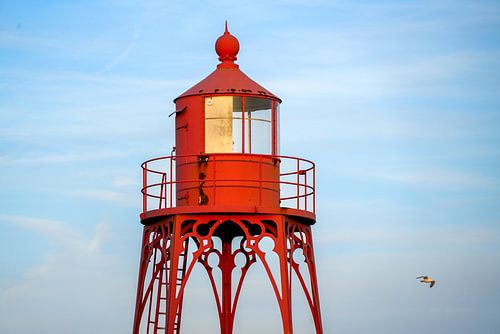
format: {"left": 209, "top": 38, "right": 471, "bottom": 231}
{"left": 173, "top": 237, "right": 190, "bottom": 334}
{"left": 152, "top": 237, "right": 170, "bottom": 333}
{"left": 146, "top": 244, "right": 159, "bottom": 334}
{"left": 153, "top": 263, "right": 165, "bottom": 334}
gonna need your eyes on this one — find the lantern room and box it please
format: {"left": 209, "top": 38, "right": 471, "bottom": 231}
{"left": 141, "top": 23, "right": 315, "bottom": 222}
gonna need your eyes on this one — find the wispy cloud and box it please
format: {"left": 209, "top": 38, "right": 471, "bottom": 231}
{"left": 323, "top": 164, "right": 499, "bottom": 190}
{"left": 316, "top": 223, "right": 500, "bottom": 251}
{"left": 376, "top": 169, "right": 497, "bottom": 189}
{"left": 112, "top": 176, "right": 140, "bottom": 188}
{"left": 102, "top": 23, "right": 143, "bottom": 72}
{"left": 0, "top": 68, "right": 190, "bottom": 93}
{"left": 0, "top": 214, "right": 107, "bottom": 253}
{"left": 0, "top": 31, "right": 63, "bottom": 50}
{"left": 67, "top": 188, "right": 139, "bottom": 207}
{"left": 0, "top": 150, "right": 131, "bottom": 166}
{"left": 0, "top": 214, "right": 134, "bottom": 333}
{"left": 268, "top": 51, "right": 500, "bottom": 99}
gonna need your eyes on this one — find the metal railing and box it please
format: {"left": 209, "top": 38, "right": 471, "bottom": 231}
{"left": 141, "top": 153, "right": 315, "bottom": 214}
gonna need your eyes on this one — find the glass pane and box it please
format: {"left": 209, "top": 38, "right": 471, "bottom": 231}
{"left": 205, "top": 96, "right": 233, "bottom": 153}
{"left": 205, "top": 96, "right": 244, "bottom": 153}
{"left": 204, "top": 96, "right": 277, "bottom": 155}
{"left": 251, "top": 119, "right": 271, "bottom": 154}
{"left": 232, "top": 96, "right": 243, "bottom": 152}
{"left": 245, "top": 97, "right": 272, "bottom": 154}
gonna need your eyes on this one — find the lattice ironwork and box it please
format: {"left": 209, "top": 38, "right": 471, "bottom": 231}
{"left": 133, "top": 216, "right": 323, "bottom": 334}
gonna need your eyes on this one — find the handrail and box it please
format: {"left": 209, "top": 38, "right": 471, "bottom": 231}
{"left": 141, "top": 153, "right": 315, "bottom": 214}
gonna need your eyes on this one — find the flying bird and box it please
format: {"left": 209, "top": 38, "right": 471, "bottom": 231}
{"left": 416, "top": 276, "right": 436, "bottom": 288}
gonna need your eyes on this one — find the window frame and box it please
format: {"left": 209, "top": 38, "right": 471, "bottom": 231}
{"left": 204, "top": 95, "right": 279, "bottom": 155}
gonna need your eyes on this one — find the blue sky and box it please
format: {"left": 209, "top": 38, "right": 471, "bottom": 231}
{"left": 1, "top": 0, "right": 499, "bottom": 333}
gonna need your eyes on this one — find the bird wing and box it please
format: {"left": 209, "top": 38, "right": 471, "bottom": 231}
{"left": 430, "top": 281, "right": 435, "bottom": 288}
{"left": 416, "top": 276, "right": 427, "bottom": 279}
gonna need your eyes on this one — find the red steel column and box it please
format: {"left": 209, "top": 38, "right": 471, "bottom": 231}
{"left": 221, "top": 232, "right": 235, "bottom": 334}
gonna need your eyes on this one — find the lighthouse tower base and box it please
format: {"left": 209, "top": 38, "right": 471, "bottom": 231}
{"left": 132, "top": 213, "right": 323, "bottom": 334}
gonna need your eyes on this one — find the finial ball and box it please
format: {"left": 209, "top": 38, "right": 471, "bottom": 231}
{"left": 215, "top": 23, "right": 239, "bottom": 62}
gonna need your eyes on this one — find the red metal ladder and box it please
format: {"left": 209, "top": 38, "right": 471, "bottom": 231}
{"left": 149, "top": 238, "right": 190, "bottom": 334}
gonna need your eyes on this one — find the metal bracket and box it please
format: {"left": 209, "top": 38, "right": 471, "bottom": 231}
{"left": 176, "top": 123, "right": 188, "bottom": 130}
{"left": 169, "top": 106, "right": 187, "bottom": 118}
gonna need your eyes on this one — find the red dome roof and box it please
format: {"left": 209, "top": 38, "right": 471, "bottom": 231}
{"left": 174, "top": 23, "right": 280, "bottom": 103}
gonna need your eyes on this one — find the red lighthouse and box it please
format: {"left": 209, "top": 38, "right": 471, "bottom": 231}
{"left": 133, "top": 24, "right": 323, "bottom": 334}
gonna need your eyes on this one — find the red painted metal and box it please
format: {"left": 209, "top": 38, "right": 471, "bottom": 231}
{"left": 133, "top": 24, "right": 323, "bottom": 334}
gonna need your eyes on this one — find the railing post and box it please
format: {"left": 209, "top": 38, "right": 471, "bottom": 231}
{"left": 143, "top": 162, "right": 147, "bottom": 213}
{"left": 296, "top": 159, "right": 300, "bottom": 209}
{"left": 169, "top": 156, "right": 173, "bottom": 208}
{"left": 313, "top": 164, "right": 316, "bottom": 213}
{"left": 159, "top": 173, "right": 166, "bottom": 210}
{"left": 304, "top": 169, "right": 308, "bottom": 212}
